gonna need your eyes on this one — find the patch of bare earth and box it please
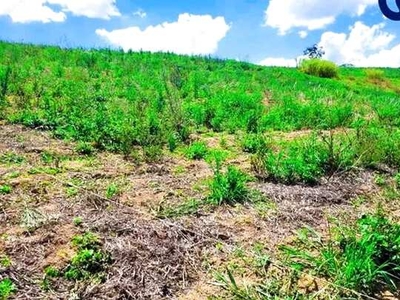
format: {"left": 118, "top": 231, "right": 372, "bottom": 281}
{"left": 0, "top": 124, "right": 382, "bottom": 299}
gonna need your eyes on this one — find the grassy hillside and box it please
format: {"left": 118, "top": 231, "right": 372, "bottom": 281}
{"left": 1, "top": 41, "right": 400, "bottom": 299}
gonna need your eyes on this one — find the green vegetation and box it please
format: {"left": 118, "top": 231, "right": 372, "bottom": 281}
{"left": 283, "top": 211, "right": 400, "bottom": 296}
{"left": 0, "top": 278, "right": 15, "bottom": 300}
{"left": 184, "top": 141, "right": 209, "bottom": 160}
{"left": 44, "top": 232, "right": 111, "bottom": 282}
{"left": 216, "top": 211, "right": 400, "bottom": 299}
{"left": 1, "top": 41, "right": 399, "bottom": 162}
{"left": 300, "top": 59, "right": 339, "bottom": 78}
{"left": 0, "top": 185, "right": 12, "bottom": 195}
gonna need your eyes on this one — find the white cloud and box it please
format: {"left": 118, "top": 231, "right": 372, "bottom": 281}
{"left": 319, "top": 21, "right": 400, "bottom": 67}
{"left": 0, "top": 0, "right": 65, "bottom": 23}
{"left": 48, "top": 0, "right": 120, "bottom": 19}
{"left": 259, "top": 57, "right": 297, "bottom": 67}
{"left": 265, "top": 0, "right": 376, "bottom": 35}
{"left": 0, "top": 0, "right": 120, "bottom": 23}
{"left": 299, "top": 30, "right": 308, "bottom": 38}
{"left": 133, "top": 9, "right": 147, "bottom": 19}
{"left": 96, "top": 13, "right": 231, "bottom": 55}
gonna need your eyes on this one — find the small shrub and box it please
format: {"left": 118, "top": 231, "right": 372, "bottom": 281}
{"left": 300, "top": 59, "right": 338, "bottom": 78}
{"left": 365, "top": 69, "right": 385, "bottom": 81}
{"left": 0, "top": 278, "right": 16, "bottom": 299}
{"left": 185, "top": 141, "right": 208, "bottom": 160}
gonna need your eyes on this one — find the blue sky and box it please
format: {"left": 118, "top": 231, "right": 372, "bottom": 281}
{"left": 0, "top": 0, "right": 400, "bottom": 67}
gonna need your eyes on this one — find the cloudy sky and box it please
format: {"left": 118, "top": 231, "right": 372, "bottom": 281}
{"left": 0, "top": 0, "right": 400, "bottom": 67}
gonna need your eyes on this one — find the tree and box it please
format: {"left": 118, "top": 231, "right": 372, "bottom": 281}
{"left": 303, "top": 44, "right": 325, "bottom": 59}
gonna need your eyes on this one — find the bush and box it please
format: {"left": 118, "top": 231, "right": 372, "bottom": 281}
{"left": 365, "top": 69, "right": 385, "bottom": 81}
{"left": 300, "top": 59, "right": 338, "bottom": 78}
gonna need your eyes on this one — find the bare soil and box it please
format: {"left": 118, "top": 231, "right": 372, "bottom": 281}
{"left": 0, "top": 124, "right": 382, "bottom": 299}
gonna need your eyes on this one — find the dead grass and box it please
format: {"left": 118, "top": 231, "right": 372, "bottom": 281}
{"left": 0, "top": 124, "right": 391, "bottom": 299}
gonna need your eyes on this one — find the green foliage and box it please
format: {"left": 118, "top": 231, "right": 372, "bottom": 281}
{"left": 365, "top": 69, "right": 385, "bottom": 81}
{"left": 300, "top": 59, "right": 339, "bottom": 78}
{"left": 105, "top": 183, "right": 119, "bottom": 199}
{"left": 282, "top": 211, "right": 400, "bottom": 295}
{"left": 0, "top": 255, "right": 11, "bottom": 268}
{"left": 44, "top": 265, "right": 60, "bottom": 278}
{"left": 0, "top": 185, "right": 12, "bottom": 195}
{"left": 0, "top": 278, "right": 16, "bottom": 300}
{"left": 184, "top": 141, "right": 208, "bottom": 160}
{"left": 65, "top": 232, "right": 111, "bottom": 281}
{"left": 241, "top": 133, "right": 269, "bottom": 154}
{"left": 73, "top": 217, "right": 83, "bottom": 226}
{"left": 208, "top": 165, "right": 250, "bottom": 206}
{"left": 0, "top": 152, "right": 25, "bottom": 165}
{"left": 75, "top": 142, "right": 95, "bottom": 155}
{"left": 252, "top": 133, "right": 355, "bottom": 184}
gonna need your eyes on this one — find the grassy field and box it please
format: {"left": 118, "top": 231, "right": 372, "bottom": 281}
{"left": 1, "top": 41, "right": 400, "bottom": 299}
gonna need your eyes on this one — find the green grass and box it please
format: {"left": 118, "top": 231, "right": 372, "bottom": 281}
{"left": 282, "top": 211, "right": 400, "bottom": 296}
{"left": 1, "top": 41, "right": 399, "bottom": 159}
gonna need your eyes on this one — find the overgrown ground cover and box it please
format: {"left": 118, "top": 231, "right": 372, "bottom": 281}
{"left": 1, "top": 41, "right": 400, "bottom": 299}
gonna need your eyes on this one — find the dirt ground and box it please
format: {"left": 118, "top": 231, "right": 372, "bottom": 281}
{"left": 0, "top": 124, "right": 381, "bottom": 299}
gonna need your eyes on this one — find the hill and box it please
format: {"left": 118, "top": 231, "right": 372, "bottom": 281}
{"left": 1, "top": 41, "right": 400, "bottom": 299}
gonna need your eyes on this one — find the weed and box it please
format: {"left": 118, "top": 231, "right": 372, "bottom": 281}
{"left": 241, "top": 133, "right": 269, "bottom": 154}
{"left": 0, "top": 185, "right": 12, "bottom": 195}
{"left": 365, "top": 69, "right": 385, "bottom": 81}
{"left": 0, "top": 255, "right": 11, "bottom": 268}
{"left": 75, "top": 142, "right": 95, "bottom": 155}
{"left": 282, "top": 211, "right": 400, "bottom": 295}
{"left": 184, "top": 141, "right": 208, "bottom": 160}
{"left": 0, "top": 152, "right": 24, "bottom": 165}
{"left": 208, "top": 165, "right": 250, "bottom": 206}
{"left": 73, "top": 217, "right": 83, "bottom": 226}
{"left": 105, "top": 183, "right": 119, "bottom": 199}
{"left": 0, "top": 278, "right": 15, "bottom": 300}
{"left": 155, "top": 198, "right": 202, "bottom": 218}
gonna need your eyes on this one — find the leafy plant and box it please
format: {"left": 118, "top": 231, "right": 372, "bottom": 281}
{"left": 300, "top": 59, "right": 338, "bottom": 78}
{"left": 0, "top": 185, "right": 12, "bottom": 195}
{"left": 0, "top": 278, "right": 16, "bottom": 300}
{"left": 184, "top": 141, "right": 208, "bottom": 160}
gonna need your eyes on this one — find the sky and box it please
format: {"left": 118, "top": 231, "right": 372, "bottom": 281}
{"left": 0, "top": 0, "right": 400, "bottom": 67}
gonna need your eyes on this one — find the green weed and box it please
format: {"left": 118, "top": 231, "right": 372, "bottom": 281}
{"left": 0, "top": 278, "right": 16, "bottom": 300}
{"left": 0, "top": 185, "right": 12, "bottom": 195}
{"left": 282, "top": 211, "right": 400, "bottom": 296}
{"left": 184, "top": 141, "right": 208, "bottom": 160}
